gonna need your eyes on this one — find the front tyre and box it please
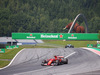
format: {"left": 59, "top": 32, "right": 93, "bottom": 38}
{"left": 54, "top": 60, "right": 59, "bottom": 66}
{"left": 41, "top": 63, "right": 44, "bottom": 66}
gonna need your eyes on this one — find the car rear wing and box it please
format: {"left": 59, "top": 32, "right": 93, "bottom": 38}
{"left": 57, "top": 56, "right": 64, "bottom": 58}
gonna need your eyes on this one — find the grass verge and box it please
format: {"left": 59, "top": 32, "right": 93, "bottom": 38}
{"left": 43, "top": 40, "right": 97, "bottom": 48}
{"left": 0, "top": 61, "right": 10, "bottom": 68}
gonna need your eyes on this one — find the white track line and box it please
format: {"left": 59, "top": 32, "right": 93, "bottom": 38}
{"left": 0, "top": 48, "right": 25, "bottom": 70}
{"left": 64, "top": 52, "right": 76, "bottom": 58}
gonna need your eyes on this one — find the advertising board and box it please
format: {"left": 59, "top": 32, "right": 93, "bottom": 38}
{"left": 0, "top": 49, "right": 5, "bottom": 53}
{"left": 97, "top": 44, "right": 100, "bottom": 48}
{"left": 12, "top": 33, "right": 99, "bottom": 40}
{"left": 6, "top": 46, "right": 13, "bottom": 49}
{"left": 87, "top": 44, "right": 93, "bottom": 48}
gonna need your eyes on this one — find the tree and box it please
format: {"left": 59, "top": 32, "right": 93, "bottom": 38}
{"left": 98, "top": 30, "right": 100, "bottom": 40}
{"left": 89, "top": 17, "right": 100, "bottom": 33}
{"left": 0, "top": 0, "right": 100, "bottom": 36}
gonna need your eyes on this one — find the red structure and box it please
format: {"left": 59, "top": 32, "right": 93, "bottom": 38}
{"left": 64, "top": 22, "right": 85, "bottom": 33}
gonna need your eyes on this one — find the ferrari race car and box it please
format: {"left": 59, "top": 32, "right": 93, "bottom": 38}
{"left": 41, "top": 56, "right": 68, "bottom": 66}
{"left": 65, "top": 44, "right": 74, "bottom": 48}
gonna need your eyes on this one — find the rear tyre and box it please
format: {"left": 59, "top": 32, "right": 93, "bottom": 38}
{"left": 71, "top": 46, "right": 74, "bottom": 48}
{"left": 54, "top": 60, "right": 59, "bottom": 66}
{"left": 41, "top": 63, "right": 44, "bottom": 66}
{"left": 41, "top": 60, "right": 47, "bottom": 66}
{"left": 42, "top": 60, "right": 47, "bottom": 63}
{"left": 65, "top": 46, "right": 68, "bottom": 48}
{"left": 63, "top": 58, "right": 68, "bottom": 64}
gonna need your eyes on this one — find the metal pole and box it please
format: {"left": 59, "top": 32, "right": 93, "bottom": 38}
{"left": 68, "top": 13, "right": 88, "bottom": 33}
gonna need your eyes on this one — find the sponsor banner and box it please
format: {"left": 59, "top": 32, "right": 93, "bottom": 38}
{"left": 97, "top": 44, "right": 100, "bottom": 48}
{"left": 27, "top": 34, "right": 36, "bottom": 38}
{"left": 6, "top": 46, "right": 13, "bottom": 49}
{"left": 87, "top": 44, "right": 93, "bottom": 48}
{"left": 67, "top": 34, "right": 77, "bottom": 40}
{"left": 41, "top": 34, "right": 58, "bottom": 38}
{"left": 12, "top": 33, "right": 64, "bottom": 40}
{"left": 0, "top": 49, "right": 5, "bottom": 53}
{"left": 13, "top": 45, "right": 19, "bottom": 48}
{"left": 12, "top": 33, "right": 99, "bottom": 40}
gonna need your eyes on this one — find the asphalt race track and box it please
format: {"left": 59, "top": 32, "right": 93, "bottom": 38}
{"left": 0, "top": 48, "right": 100, "bottom": 75}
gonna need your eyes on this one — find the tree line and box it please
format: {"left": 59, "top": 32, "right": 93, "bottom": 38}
{"left": 0, "top": 0, "right": 100, "bottom": 36}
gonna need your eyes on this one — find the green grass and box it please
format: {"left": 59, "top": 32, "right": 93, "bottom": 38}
{"left": 43, "top": 40, "right": 97, "bottom": 48}
{"left": 0, "top": 48, "right": 23, "bottom": 59}
{"left": 0, "top": 61, "right": 10, "bottom": 68}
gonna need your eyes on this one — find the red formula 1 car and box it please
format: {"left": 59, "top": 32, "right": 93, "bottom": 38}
{"left": 41, "top": 56, "right": 68, "bottom": 66}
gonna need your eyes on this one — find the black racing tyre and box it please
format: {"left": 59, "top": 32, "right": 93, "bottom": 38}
{"left": 42, "top": 60, "right": 47, "bottom": 63}
{"left": 54, "top": 60, "right": 59, "bottom": 66}
{"left": 65, "top": 46, "right": 68, "bottom": 48}
{"left": 41, "top": 63, "right": 44, "bottom": 66}
{"left": 70, "top": 46, "right": 73, "bottom": 48}
{"left": 41, "top": 60, "right": 47, "bottom": 66}
{"left": 63, "top": 58, "right": 68, "bottom": 64}
{"left": 71, "top": 46, "right": 74, "bottom": 48}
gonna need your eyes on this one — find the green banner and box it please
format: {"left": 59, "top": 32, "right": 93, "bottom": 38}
{"left": 12, "top": 33, "right": 99, "bottom": 40}
{"left": 6, "top": 46, "right": 13, "bottom": 49}
{"left": 87, "top": 44, "right": 93, "bottom": 48}
{"left": 13, "top": 45, "right": 19, "bottom": 48}
{"left": 97, "top": 44, "right": 100, "bottom": 48}
{"left": 0, "top": 49, "right": 5, "bottom": 53}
